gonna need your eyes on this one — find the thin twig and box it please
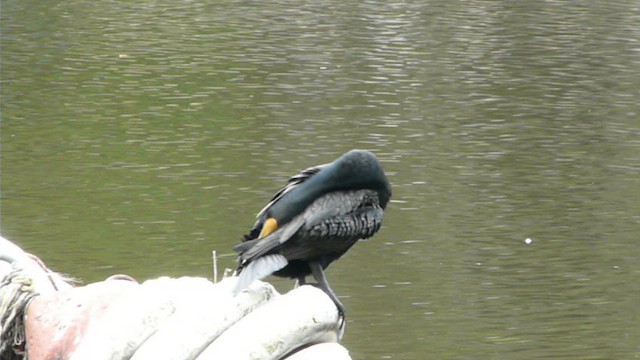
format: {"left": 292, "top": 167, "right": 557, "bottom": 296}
{"left": 212, "top": 250, "right": 218, "bottom": 283}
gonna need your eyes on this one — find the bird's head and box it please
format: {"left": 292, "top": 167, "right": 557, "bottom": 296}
{"left": 267, "top": 149, "right": 392, "bottom": 225}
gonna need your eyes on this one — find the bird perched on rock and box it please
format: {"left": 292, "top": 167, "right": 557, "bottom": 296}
{"left": 233, "top": 149, "right": 391, "bottom": 318}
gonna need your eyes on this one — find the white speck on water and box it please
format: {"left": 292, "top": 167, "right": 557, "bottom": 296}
{"left": 525, "top": 238, "right": 533, "bottom": 245}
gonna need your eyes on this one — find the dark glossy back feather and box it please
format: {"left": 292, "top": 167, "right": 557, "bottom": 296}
{"left": 256, "top": 163, "right": 328, "bottom": 219}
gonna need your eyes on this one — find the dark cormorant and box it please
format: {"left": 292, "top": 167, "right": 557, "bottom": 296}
{"left": 232, "top": 149, "right": 392, "bottom": 318}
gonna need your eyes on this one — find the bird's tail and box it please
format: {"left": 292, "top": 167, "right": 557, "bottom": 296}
{"left": 232, "top": 254, "right": 288, "bottom": 295}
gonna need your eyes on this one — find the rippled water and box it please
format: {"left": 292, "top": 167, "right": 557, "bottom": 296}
{"left": 2, "top": 1, "right": 639, "bottom": 358}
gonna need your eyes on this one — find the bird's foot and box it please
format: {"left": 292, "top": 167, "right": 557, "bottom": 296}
{"left": 303, "top": 282, "right": 346, "bottom": 337}
{"left": 336, "top": 304, "right": 346, "bottom": 340}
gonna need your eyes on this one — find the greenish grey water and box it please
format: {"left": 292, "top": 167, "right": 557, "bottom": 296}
{"left": 2, "top": 1, "right": 639, "bottom": 358}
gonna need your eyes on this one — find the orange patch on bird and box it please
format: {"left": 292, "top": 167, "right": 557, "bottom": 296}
{"left": 259, "top": 218, "right": 278, "bottom": 238}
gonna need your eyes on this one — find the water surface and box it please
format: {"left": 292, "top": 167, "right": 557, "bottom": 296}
{"left": 2, "top": 1, "right": 639, "bottom": 358}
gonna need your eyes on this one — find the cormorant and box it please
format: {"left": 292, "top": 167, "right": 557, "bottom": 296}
{"left": 232, "top": 149, "right": 392, "bottom": 318}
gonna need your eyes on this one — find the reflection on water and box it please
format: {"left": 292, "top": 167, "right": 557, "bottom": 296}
{"left": 2, "top": 0, "right": 639, "bottom": 358}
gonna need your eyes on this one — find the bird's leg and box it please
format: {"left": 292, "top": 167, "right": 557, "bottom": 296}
{"left": 296, "top": 275, "right": 307, "bottom": 287}
{"left": 309, "top": 261, "right": 345, "bottom": 326}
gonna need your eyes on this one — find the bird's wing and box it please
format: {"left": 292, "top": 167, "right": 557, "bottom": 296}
{"left": 256, "top": 163, "right": 329, "bottom": 219}
{"left": 232, "top": 216, "right": 306, "bottom": 294}
{"left": 235, "top": 215, "right": 307, "bottom": 262}
{"left": 239, "top": 191, "right": 346, "bottom": 259}
{"left": 242, "top": 191, "right": 385, "bottom": 262}
{"left": 281, "top": 206, "right": 384, "bottom": 260}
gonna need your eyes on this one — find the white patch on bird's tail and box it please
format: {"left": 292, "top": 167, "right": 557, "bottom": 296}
{"left": 232, "top": 254, "right": 288, "bottom": 295}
